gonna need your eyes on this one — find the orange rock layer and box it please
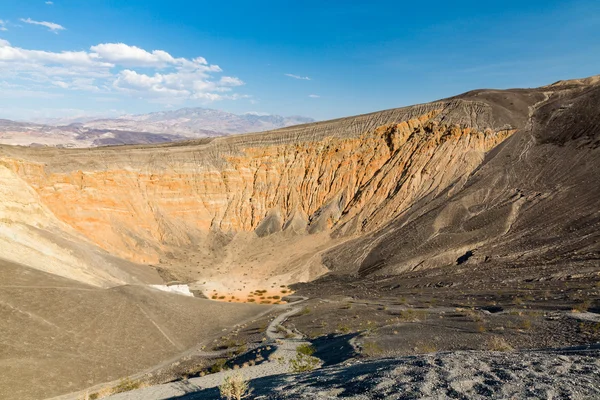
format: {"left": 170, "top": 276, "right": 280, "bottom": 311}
{"left": 0, "top": 111, "right": 514, "bottom": 264}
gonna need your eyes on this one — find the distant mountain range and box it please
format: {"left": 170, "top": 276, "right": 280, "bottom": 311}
{"left": 83, "top": 108, "right": 315, "bottom": 136}
{"left": 0, "top": 108, "right": 315, "bottom": 148}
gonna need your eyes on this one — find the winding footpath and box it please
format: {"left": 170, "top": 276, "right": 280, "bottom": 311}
{"left": 107, "top": 299, "right": 313, "bottom": 400}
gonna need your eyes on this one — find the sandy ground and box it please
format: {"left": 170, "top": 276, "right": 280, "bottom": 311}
{"left": 164, "top": 231, "right": 349, "bottom": 304}
{"left": 0, "top": 261, "right": 268, "bottom": 400}
{"left": 107, "top": 300, "right": 314, "bottom": 400}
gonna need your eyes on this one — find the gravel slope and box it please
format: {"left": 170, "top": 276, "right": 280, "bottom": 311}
{"left": 171, "top": 345, "right": 600, "bottom": 399}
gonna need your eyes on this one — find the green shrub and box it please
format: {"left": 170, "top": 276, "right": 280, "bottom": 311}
{"left": 289, "top": 353, "right": 319, "bottom": 373}
{"left": 296, "top": 343, "right": 316, "bottom": 356}
{"left": 210, "top": 358, "right": 228, "bottom": 373}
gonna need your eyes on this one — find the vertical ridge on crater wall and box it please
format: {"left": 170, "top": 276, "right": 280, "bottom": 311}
{"left": 0, "top": 106, "right": 516, "bottom": 264}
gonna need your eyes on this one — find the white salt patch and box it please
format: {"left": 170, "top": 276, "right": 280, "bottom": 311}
{"left": 150, "top": 284, "right": 194, "bottom": 297}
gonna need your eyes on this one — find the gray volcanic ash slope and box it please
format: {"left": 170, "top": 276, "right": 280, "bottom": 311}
{"left": 321, "top": 79, "right": 600, "bottom": 279}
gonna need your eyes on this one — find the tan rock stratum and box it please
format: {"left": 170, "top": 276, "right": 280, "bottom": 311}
{"left": 0, "top": 101, "right": 517, "bottom": 290}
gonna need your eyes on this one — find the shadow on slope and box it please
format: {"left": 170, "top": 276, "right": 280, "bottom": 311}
{"left": 168, "top": 346, "right": 600, "bottom": 399}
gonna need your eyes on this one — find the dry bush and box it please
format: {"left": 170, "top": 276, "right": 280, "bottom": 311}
{"left": 464, "top": 309, "right": 483, "bottom": 322}
{"left": 398, "top": 309, "right": 427, "bottom": 322}
{"left": 487, "top": 336, "right": 514, "bottom": 352}
{"left": 572, "top": 300, "right": 591, "bottom": 312}
{"left": 219, "top": 373, "right": 252, "bottom": 400}
{"left": 361, "top": 341, "right": 384, "bottom": 357}
{"left": 417, "top": 342, "right": 438, "bottom": 353}
{"left": 112, "top": 378, "right": 142, "bottom": 394}
{"left": 519, "top": 319, "right": 532, "bottom": 330}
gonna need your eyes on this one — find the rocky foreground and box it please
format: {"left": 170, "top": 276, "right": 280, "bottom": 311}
{"left": 109, "top": 345, "right": 600, "bottom": 400}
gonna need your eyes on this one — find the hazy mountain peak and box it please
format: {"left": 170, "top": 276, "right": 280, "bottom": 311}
{"left": 84, "top": 106, "right": 315, "bottom": 136}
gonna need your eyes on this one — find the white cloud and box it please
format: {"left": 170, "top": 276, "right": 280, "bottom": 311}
{"left": 308, "top": 94, "right": 320, "bottom": 98}
{"left": 0, "top": 39, "right": 111, "bottom": 69}
{"left": 52, "top": 80, "right": 69, "bottom": 89}
{"left": 0, "top": 20, "right": 7, "bottom": 31}
{"left": 45, "top": 1, "right": 54, "bottom": 4}
{"left": 20, "top": 18, "right": 65, "bottom": 33}
{"left": 285, "top": 73, "right": 311, "bottom": 80}
{"left": 90, "top": 43, "right": 177, "bottom": 68}
{"left": 0, "top": 40, "right": 246, "bottom": 103}
{"left": 219, "top": 76, "right": 244, "bottom": 86}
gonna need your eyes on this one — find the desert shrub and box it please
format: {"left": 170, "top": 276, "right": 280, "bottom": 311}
{"left": 417, "top": 342, "right": 438, "bottom": 353}
{"left": 398, "top": 309, "right": 427, "bottom": 322}
{"left": 573, "top": 300, "right": 591, "bottom": 312}
{"left": 233, "top": 344, "right": 247, "bottom": 356}
{"left": 210, "top": 358, "right": 228, "bottom": 373}
{"left": 219, "top": 373, "right": 252, "bottom": 400}
{"left": 464, "top": 309, "right": 483, "bottom": 322}
{"left": 296, "top": 343, "right": 316, "bottom": 356}
{"left": 289, "top": 353, "right": 320, "bottom": 373}
{"left": 361, "top": 341, "right": 383, "bottom": 356}
{"left": 299, "top": 307, "right": 311, "bottom": 315}
{"left": 519, "top": 319, "right": 532, "bottom": 330}
{"left": 112, "top": 378, "right": 141, "bottom": 394}
{"left": 513, "top": 297, "right": 523, "bottom": 306}
{"left": 487, "top": 336, "right": 514, "bottom": 352}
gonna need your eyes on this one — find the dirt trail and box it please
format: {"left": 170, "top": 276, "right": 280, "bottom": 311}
{"left": 106, "top": 299, "right": 313, "bottom": 400}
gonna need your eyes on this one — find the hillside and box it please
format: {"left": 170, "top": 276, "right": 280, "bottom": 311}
{"left": 0, "top": 79, "right": 588, "bottom": 293}
{"left": 1, "top": 76, "right": 599, "bottom": 399}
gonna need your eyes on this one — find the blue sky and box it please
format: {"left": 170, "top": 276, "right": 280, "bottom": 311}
{"left": 0, "top": 0, "right": 598, "bottom": 122}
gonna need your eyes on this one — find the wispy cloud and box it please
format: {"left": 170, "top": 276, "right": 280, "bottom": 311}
{"left": 285, "top": 73, "right": 311, "bottom": 80}
{"left": 308, "top": 94, "right": 320, "bottom": 98}
{"left": 0, "top": 39, "right": 246, "bottom": 103}
{"left": 45, "top": 1, "right": 54, "bottom": 4}
{"left": 0, "top": 20, "right": 7, "bottom": 31}
{"left": 20, "top": 17, "right": 65, "bottom": 33}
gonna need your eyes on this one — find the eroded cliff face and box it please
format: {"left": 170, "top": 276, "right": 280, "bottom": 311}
{"left": 322, "top": 80, "right": 600, "bottom": 278}
{"left": 0, "top": 109, "right": 514, "bottom": 267}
